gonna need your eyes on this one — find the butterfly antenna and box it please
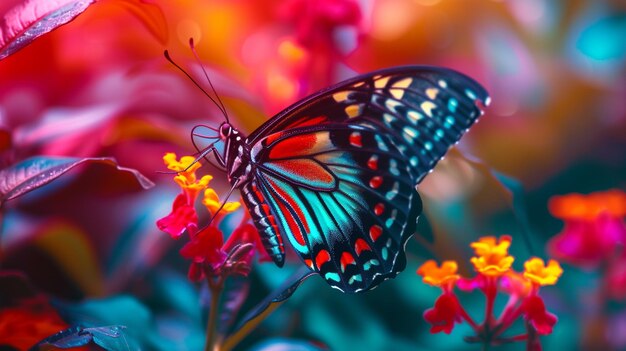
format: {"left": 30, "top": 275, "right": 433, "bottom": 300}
{"left": 156, "top": 139, "right": 221, "bottom": 175}
{"left": 192, "top": 123, "right": 219, "bottom": 133}
{"left": 163, "top": 49, "right": 227, "bottom": 117}
{"left": 189, "top": 38, "right": 230, "bottom": 123}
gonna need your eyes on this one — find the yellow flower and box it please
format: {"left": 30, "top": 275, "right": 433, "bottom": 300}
{"left": 470, "top": 235, "right": 515, "bottom": 277}
{"left": 163, "top": 153, "right": 201, "bottom": 178}
{"left": 417, "top": 260, "right": 460, "bottom": 288}
{"left": 203, "top": 188, "right": 241, "bottom": 215}
{"left": 523, "top": 258, "right": 563, "bottom": 286}
{"left": 163, "top": 153, "right": 213, "bottom": 203}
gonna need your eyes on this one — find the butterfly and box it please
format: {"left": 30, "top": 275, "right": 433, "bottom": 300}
{"left": 180, "top": 58, "right": 489, "bottom": 293}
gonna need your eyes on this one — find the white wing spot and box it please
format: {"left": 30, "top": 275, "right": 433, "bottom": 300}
{"left": 374, "top": 76, "right": 390, "bottom": 89}
{"left": 333, "top": 91, "right": 350, "bottom": 102}
{"left": 421, "top": 101, "right": 436, "bottom": 117}
{"left": 389, "top": 78, "right": 413, "bottom": 99}
{"left": 426, "top": 87, "right": 439, "bottom": 100}
{"left": 407, "top": 110, "right": 422, "bottom": 125}
{"left": 345, "top": 104, "right": 362, "bottom": 118}
{"left": 402, "top": 126, "right": 419, "bottom": 144}
{"left": 385, "top": 99, "right": 402, "bottom": 112}
{"left": 383, "top": 113, "right": 395, "bottom": 127}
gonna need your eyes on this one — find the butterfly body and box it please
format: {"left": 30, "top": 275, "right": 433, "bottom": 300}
{"left": 204, "top": 66, "right": 489, "bottom": 293}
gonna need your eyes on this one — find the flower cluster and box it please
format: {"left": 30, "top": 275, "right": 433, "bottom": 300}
{"left": 545, "top": 190, "right": 626, "bottom": 348}
{"left": 156, "top": 153, "right": 269, "bottom": 283}
{"left": 547, "top": 189, "right": 626, "bottom": 274}
{"left": 417, "top": 235, "right": 563, "bottom": 350}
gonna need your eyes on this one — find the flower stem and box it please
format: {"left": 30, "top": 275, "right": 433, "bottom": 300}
{"left": 492, "top": 303, "right": 523, "bottom": 338}
{"left": 205, "top": 276, "right": 224, "bottom": 351}
{"left": 484, "top": 279, "right": 497, "bottom": 325}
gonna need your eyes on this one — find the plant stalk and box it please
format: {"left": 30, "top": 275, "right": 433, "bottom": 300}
{"left": 205, "top": 276, "right": 224, "bottom": 351}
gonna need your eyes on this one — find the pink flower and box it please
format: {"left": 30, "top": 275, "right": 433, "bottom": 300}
{"left": 156, "top": 193, "right": 198, "bottom": 239}
{"left": 547, "top": 190, "right": 626, "bottom": 268}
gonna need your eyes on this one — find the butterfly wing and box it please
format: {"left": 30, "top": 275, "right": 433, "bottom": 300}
{"left": 241, "top": 66, "right": 489, "bottom": 292}
{"left": 248, "top": 66, "right": 490, "bottom": 182}
{"left": 246, "top": 124, "right": 421, "bottom": 292}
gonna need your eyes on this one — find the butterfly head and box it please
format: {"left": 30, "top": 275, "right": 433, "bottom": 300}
{"left": 219, "top": 122, "right": 233, "bottom": 140}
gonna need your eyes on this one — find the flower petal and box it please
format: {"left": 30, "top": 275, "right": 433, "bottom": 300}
{"left": 423, "top": 294, "right": 463, "bottom": 334}
{"left": 523, "top": 258, "right": 563, "bottom": 286}
{"left": 156, "top": 193, "right": 198, "bottom": 239}
{"left": 523, "top": 295, "right": 558, "bottom": 335}
{"left": 417, "top": 260, "right": 460, "bottom": 288}
{"left": 179, "top": 225, "right": 226, "bottom": 267}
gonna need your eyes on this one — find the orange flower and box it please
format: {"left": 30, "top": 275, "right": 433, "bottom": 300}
{"left": 470, "top": 236, "right": 514, "bottom": 277}
{"left": 523, "top": 258, "right": 563, "bottom": 286}
{"left": 549, "top": 189, "right": 626, "bottom": 220}
{"left": 417, "top": 260, "right": 460, "bottom": 288}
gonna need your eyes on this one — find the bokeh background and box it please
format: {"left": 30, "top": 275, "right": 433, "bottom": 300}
{"left": 1, "top": 0, "right": 625, "bottom": 350}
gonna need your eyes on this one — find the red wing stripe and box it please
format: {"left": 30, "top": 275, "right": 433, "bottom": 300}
{"left": 268, "top": 133, "right": 318, "bottom": 159}
{"left": 264, "top": 176, "right": 310, "bottom": 245}
{"left": 265, "top": 159, "right": 336, "bottom": 189}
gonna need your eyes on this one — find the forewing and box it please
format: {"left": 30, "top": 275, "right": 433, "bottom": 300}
{"left": 247, "top": 66, "right": 489, "bottom": 183}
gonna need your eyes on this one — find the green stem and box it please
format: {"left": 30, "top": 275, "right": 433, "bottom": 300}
{"left": 205, "top": 276, "right": 224, "bottom": 351}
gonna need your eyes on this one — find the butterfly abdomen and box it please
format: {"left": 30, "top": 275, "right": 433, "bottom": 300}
{"left": 240, "top": 180, "right": 286, "bottom": 266}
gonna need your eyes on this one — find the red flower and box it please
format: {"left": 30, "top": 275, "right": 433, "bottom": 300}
{"left": 417, "top": 236, "right": 562, "bottom": 349}
{"left": 0, "top": 297, "right": 87, "bottom": 351}
{"left": 423, "top": 293, "right": 464, "bottom": 334}
{"left": 224, "top": 223, "right": 272, "bottom": 264}
{"left": 522, "top": 295, "right": 558, "bottom": 335}
{"left": 157, "top": 153, "right": 270, "bottom": 284}
{"left": 180, "top": 226, "right": 226, "bottom": 281}
{"left": 156, "top": 193, "right": 198, "bottom": 239}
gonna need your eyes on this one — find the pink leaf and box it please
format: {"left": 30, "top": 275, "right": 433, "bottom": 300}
{"left": 0, "top": 156, "right": 154, "bottom": 204}
{"left": 0, "top": 0, "right": 97, "bottom": 60}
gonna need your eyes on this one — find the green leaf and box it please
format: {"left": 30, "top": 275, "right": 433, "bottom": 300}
{"left": 0, "top": 156, "right": 154, "bottom": 204}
